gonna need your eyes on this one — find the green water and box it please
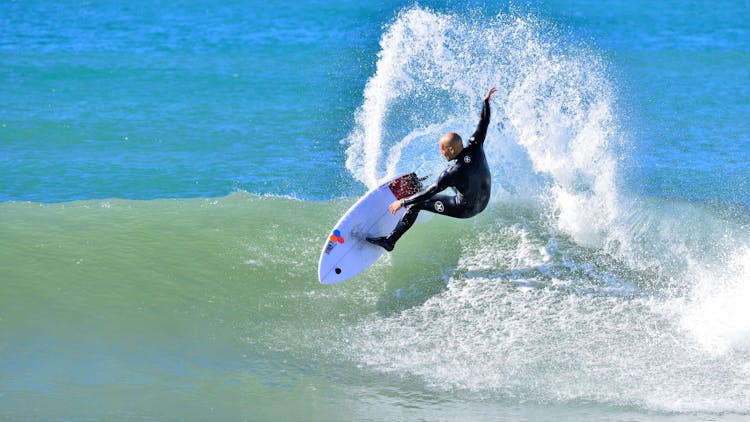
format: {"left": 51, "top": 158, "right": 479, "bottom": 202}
{"left": 3, "top": 194, "right": 749, "bottom": 420}
{"left": 2, "top": 195, "right": 320, "bottom": 419}
{"left": 0, "top": 195, "right": 469, "bottom": 419}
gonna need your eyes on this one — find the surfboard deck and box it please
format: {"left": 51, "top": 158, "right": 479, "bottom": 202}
{"left": 318, "top": 173, "right": 423, "bottom": 284}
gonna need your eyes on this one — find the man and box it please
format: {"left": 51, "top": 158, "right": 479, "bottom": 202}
{"left": 367, "top": 87, "right": 497, "bottom": 251}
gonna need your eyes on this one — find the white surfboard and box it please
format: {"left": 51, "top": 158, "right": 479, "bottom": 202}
{"left": 318, "top": 173, "right": 423, "bottom": 284}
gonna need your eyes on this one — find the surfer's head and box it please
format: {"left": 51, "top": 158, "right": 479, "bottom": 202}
{"left": 439, "top": 132, "right": 463, "bottom": 161}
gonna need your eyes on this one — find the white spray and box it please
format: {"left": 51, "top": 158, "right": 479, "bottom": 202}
{"left": 343, "top": 6, "right": 750, "bottom": 412}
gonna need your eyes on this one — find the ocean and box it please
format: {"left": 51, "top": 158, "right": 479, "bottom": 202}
{"left": 1, "top": 0, "right": 749, "bottom": 420}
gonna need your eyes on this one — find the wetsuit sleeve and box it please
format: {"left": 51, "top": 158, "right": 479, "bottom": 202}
{"left": 401, "top": 169, "right": 453, "bottom": 207}
{"left": 467, "top": 98, "right": 491, "bottom": 146}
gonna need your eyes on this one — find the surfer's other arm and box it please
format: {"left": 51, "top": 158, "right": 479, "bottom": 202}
{"left": 467, "top": 87, "right": 496, "bottom": 147}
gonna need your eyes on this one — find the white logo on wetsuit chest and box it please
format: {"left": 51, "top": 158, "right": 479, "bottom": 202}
{"left": 434, "top": 201, "right": 445, "bottom": 213}
{"left": 463, "top": 155, "right": 471, "bottom": 164}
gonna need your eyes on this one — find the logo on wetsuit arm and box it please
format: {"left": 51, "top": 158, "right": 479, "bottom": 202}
{"left": 463, "top": 155, "right": 471, "bottom": 164}
{"left": 324, "top": 230, "right": 345, "bottom": 254}
{"left": 434, "top": 201, "right": 445, "bottom": 213}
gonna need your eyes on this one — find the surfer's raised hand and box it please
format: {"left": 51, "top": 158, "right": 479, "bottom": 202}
{"left": 388, "top": 200, "right": 403, "bottom": 215}
{"left": 484, "top": 87, "right": 497, "bottom": 102}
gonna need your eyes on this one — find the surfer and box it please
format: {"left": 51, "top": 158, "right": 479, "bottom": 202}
{"left": 367, "top": 87, "right": 497, "bottom": 251}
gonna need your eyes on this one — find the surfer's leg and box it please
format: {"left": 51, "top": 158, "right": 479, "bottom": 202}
{"left": 366, "top": 205, "right": 422, "bottom": 251}
{"left": 367, "top": 195, "right": 458, "bottom": 251}
{"left": 423, "top": 195, "right": 474, "bottom": 219}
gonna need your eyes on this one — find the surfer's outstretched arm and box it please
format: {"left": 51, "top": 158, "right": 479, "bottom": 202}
{"left": 467, "top": 87, "right": 496, "bottom": 147}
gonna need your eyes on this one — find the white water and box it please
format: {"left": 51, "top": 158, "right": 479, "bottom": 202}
{"left": 345, "top": 7, "right": 624, "bottom": 249}
{"left": 344, "top": 7, "right": 750, "bottom": 413}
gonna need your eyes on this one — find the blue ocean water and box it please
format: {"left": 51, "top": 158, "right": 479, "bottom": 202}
{"left": 2, "top": 1, "right": 750, "bottom": 420}
{"left": 540, "top": 1, "right": 750, "bottom": 207}
{"left": 1, "top": 0, "right": 387, "bottom": 201}
{"left": 2, "top": 1, "right": 745, "bottom": 204}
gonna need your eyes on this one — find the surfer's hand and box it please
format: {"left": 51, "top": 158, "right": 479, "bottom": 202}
{"left": 484, "top": 87, "right": 496, "bottom": 102}
{"left": 389, "top": 200, "right": 402, "bottom": 215}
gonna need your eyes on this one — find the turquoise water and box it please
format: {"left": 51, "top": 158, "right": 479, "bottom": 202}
{"left": 2, "top": 1, "right": 749, "bottom": 420}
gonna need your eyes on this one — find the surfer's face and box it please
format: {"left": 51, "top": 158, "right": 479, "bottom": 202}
{"left": 439, "top": 138, "right": 460, "bottom": 160}
{"left": 440, "top": 140, "right": 455, "bottom": 161}
{"left": 439, "top": 132, "right": 463, "bottom": 161}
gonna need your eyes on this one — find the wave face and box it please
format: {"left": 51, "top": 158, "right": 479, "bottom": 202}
{"left": 4, "top": 193, "right": 747, "bottom": 417}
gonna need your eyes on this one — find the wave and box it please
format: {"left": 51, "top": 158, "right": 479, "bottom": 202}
{"left": 3, "top": 7, "right": 749, "bottom": 415}
{"left": 2, "top": 189, "right": 749, "bottom": 414}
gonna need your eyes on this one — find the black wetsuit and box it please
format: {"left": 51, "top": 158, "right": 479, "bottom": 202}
{"left": 367, "top": 97, "right": 492, "bottom": 251}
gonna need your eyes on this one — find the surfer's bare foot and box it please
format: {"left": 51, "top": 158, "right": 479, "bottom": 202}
{"left": 366, "top": 236, "right": 394, "bottom": 252}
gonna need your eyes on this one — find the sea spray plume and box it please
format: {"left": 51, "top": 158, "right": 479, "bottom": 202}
{"left": 345, "top": 6, "right": 627, "bottom": 251}
{"left": 494, "top": 12, "right": 626, "bottom": 251}
{"left": 345, "top": 8, "right": 526, "bottom": 189}
{"left": 345, "top": 8, "right": 454, "bottom": 188}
